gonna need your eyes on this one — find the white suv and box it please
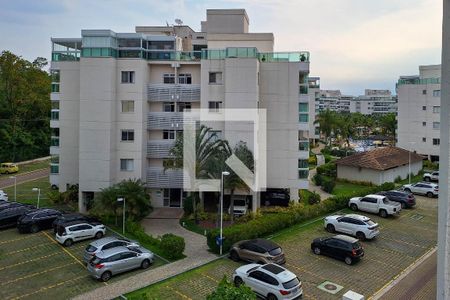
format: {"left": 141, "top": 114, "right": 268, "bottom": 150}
{"left": 233, "top": 263, "right": 302, "bottom": 300}
{"left": 324, "top": 214, "right": 379, "bottom": 240}
{"left": 402, "top": 182, "right": 439, "bottom": 198}
{"left": 56, "top": 221, "right": 106, "bottom": 247}
{"left": 0, "top": 190, "right": 8, "bottom": 201}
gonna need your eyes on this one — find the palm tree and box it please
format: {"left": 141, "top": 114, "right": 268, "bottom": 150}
{"left": 335, "top": 113, "right": 355, "bottom": 148}
{"left": 378, "top": 113, "right": 396, "bottom": 140}
{"left": 314, "top": 109, "right": 337, "bottom": 146}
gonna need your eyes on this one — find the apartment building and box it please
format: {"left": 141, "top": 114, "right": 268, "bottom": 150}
{"left": 315, "top": 90, "right": 353, "bottom": 113}
{"left": 307, "top": 77, "right": 320, "bottom": 142}
{"left": 49, "top": 9, "right": 312, "bottom": 212}
{"left": 353, "top": 89, "right": 397, "bottom": 115}
{"left": 396, "top": 65, "right": 441, "bottom": 161}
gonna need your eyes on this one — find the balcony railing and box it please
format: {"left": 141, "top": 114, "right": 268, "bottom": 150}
{"left": 147, "top": 112, "right": 196, "bottom": 130}
{"left": 147, "top": 140, "right": 175, "bottom": 158}
{"left": 148, "top": 84, "right": 200, "bottom": 102}
{"left": 397, "top": 77, "right": 440, "bottom": 86}
{"left": 146, "top": 168, "right": 184, "bottom": 188}
{"left": 259, "top": 52, "right": 309, "bottom": 63}
{"left": 52, "top": 51, "right": 81, "bottom": 61}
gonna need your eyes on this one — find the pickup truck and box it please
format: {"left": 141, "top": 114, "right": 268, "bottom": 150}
{"left": 348, "top": 194, "right": 401, "bottom": 218}
{"left": 423, "top": 171, "right": 439, "bottom": 182}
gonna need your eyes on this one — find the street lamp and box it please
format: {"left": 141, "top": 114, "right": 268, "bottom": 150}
{"left": 117, "top": 197, "right": 125, "bottom": 234}
{"left": 9, "top": 176, "right": 16, "bottom": 201}
{"left": 219, "top": 171, "right": 230, "bottom": 256}
{"left": 408, "top": 142, "right": 416, "bottom": 184}
{"left": 32, "top": 188, "right": 41, "bottom": 208}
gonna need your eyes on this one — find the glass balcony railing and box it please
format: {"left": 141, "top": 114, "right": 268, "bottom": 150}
{"left": 397, "top": 77, "right": 440, "bottom": 86}
{"left": 50, "top": 136, "right": 60, "bottom": 147}
{"left": 52, "top": 51, "right": 80, "bottom": 61}
{"left": 259, "top": 52, "right": 309, "bottom": 62}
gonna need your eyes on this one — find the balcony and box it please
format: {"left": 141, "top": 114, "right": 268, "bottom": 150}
{"left": 146, "top": 167, "right": 184, "bottom": 188}
{"left": 147, "top": 112, "right": 186, "bottom": 130}
{"left": 147, "top": 140, "right": 175, "bottom": 158}
{"left": 148, "top": 84, "right": 200, "bottom": 102}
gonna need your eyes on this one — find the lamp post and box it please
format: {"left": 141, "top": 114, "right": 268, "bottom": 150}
{"left": 117, "top": 197, "right": 125, "bottom": 234}
{"left": 408, "top": 142, "right": 416, "bottom": 184}
{"left": 9, "top": 176, "right": 16, "bottom": 201}
{"left": 220, "top": 171, "right": 230, "bottom": 256}
{"left": 32, "top": 188, "right": 41, "bottom": 208}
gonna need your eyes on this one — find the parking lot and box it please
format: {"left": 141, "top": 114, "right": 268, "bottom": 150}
{"left": 0, "top": 228, "right": 166, "bottom": 300}
{"left": 127, "top": 195, "right": 438, "bottom": 300}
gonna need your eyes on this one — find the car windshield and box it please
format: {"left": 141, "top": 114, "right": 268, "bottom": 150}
{"left": 234, "top": 200, "right": 246, "bottom": 206}
{"left": 382, "top": 198, "right": 390, "bottom": 204}
{"left": 365, "top": 220, "right": 376, "bottom": 226}
{"left": 246, "top": 266, "right": 260, "bottom": 274}
{"left": 85, "top": 245, "right": 97, "bottom": 252}
{"left": 282, "top": 277, "right": 300, "bottom": 289}
{"left": 269, "top": 247, "right": 282, "bottom": 256}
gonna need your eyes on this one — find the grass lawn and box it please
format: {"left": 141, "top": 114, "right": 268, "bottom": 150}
{"left": 17, "top": 159, "right": 50, "bottom": 174}
{"left": 2, "top": 176, "right": 53, "bottom": 206}
{"left": 395, "top": 173, "right": 424, "bottom": 186}
{"left": 332, "top": 180, "right": 372, "bottom": 196}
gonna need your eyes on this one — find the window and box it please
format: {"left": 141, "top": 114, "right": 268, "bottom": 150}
{"left": 121, "top": 71, "right": 135, "bottom": 83}
{"left": 51, "top": 70, "right": 60, "bottom": 93}
{"left": 422, "top": 89, "right": 427, "bottom": 95}
{"left": 209, "top": 72, "right": 223, "bottom": 84}
{"left": 422, "top": 106, "right": 427, "bottom": 111}
{"left": 178, "top": 73, "right": 192, "bottom": 84}
{"left": 298, "top": 169, "right": 308, "bottom": 179}
{"left": 50, "top": 155, "right": 59, "bottom": 164}
{"left": 120, "top": 159, "right": 134, "bottom": 171}
{"left": 121, "top": 130, "right": 134, "bottom": 141}
{"left": 208, "top": 101, "right": 222, "bottom": 112}
{"left": 422, "top": 122, "right": 426, "bottom": 127}
{"left": 121, "top": 100, "right": 135, "bottom": 113}
{"left": 51, "top": 83, "right": 60, "bottom": 93}
{"left": 51, "top": 110, "right": 59, "bottom": 120}
{"left": 298, "top": 130, "right": 308, "bottom": 140}
{"left": 50, "top": 164, "right": 59, "bottom": 174}
{"left": 298, "top": 102, "right": 308, "bottom": 112}
{"left": 299, "top": 141, "right": 309, "bottom": 151}
{"left": 433, "top": 122, "right": 440, "bottom": 130}
{"left": 178, "top": 102, "right": 191, "bottom": 112}
{"left": 433, "top": 138, "right": 440, "bottom": 146}
{"left": 299, "top": 114, "right": 308, "bottom": 123}
{"left": 422, "top": 137, "right": 426, "bottom": 142}
{"left": 433, "top": 106, "right": 440, "bottom": 113}
{"left": 51, "top": 101, "right": 60, "bottom": 110}
{"left": 163, "top": 102, "right": 175, "bottom": 112}
{"left": 163, "top": 130, "right": 175, "bottom": 140}
{"left": 163, "top": 73, "right": 175, "bottom": 84}
{"left": 433, "top": 90, "right": 441, "bottom": 97}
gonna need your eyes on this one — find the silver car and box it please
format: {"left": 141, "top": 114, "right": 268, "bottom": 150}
{"left": 83, "top": 236, "right": 139, "bottom": 263}
{"left": 87, "top": 246, "right": 154, "bottom": 281}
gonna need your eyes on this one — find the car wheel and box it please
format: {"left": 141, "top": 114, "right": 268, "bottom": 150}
{"left": 344, "top": 256, "right": 353, "bottom": 265}
{"left": 350, "top": 204, "right": 358, "bottom": 211}
{"left": 326, "top": 224, "right": 335, "bottom": 233}
{"left": 379, "top": 209, "right": 388, "bottom": 218}
{"left": 230, "top": 250, "right": 240, "bottom": 262}
{"left": 64, "top": 239, "right": 73, "bottom": 247}
{"left": 404, "top": 188, "right": 411, "bottom": 193}
{"left": 267, "top": 293, "right": 278, "bottom": 300}
{"left": 100, "top": 271, "right": 112, "bottom": 282}
{"left": 401, "top": 202, "right": 406, "bottom": 209}
{"left": 424, "top": 177, "right": 430, "bottom": 182}
{"left": 313, "top": 247, "right": 321, "bottom": 255}
{"left": 30, "top": 224, "right": 39, "bottom": 233}
{"left": 234, "top": 276, "right": 243, "bottom": 287}
{"left": 141, "top": 259, "right": 151, "bottom": 269}
{"left": 427, "top": 192, "right": 434, "bottom": 198}
{"left": 356, "top": 232, "right": 366, "bottom": 241}
{"left": 95, "top": 231, "right": 104, "bottom": 239}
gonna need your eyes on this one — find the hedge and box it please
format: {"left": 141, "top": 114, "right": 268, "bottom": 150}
{"left": 316, "top": 162, "right": 337, "bottom": 177}
{"left": 207, "top": 182, "right": 395, "bottom": 253}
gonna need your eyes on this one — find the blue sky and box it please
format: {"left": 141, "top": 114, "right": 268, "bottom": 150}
{"left": 0, "top": 0, "right": 442, "bottom": 95}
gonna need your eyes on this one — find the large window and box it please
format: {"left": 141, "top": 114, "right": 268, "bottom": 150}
{"left": 51, "top": 101, "right": 60, "bottom": 109}
{"left": 50, "top": 164, "right": 59, "bottom": 174}
{"left": 299, "top": 141, "right": 309, "bottom": 151}
{"left": 120, "top": 159, "right": 134, "bottom": 171}
{"left": 178, "top": 74, "right": 192, "bottom": 84}
{"left": 121, "top": 130, "right": 134, "bottom": 141}
{"left": 299, "top": 102, "right": 308, "bottom": 113}
{"left": 121, "top": 71, "right": 135, "bottom": 83}
{"left": 299, "top": 114, "right": 308, "bottom": 123}
{"left": 209, "top": 101, "right": 222, "bottom": 112}
{"left": 51, "top": 109, "right": 59, "bottom": 121}
{"left": 163, "top": 130, "right": 176, "bottom": 140}
{"left": 433, "top": 90, "right": 441, "bottom": 97}
{"left": 121, "top": 100, "right": 135, "bottom": 113}
{"left": 433, "top": 122, "right": 440, "bottom": 130}
{"left": 51, "top": 70, "right": 60, "bottom": 93}
{"left": 163, "top": 102, "right": 175, "bottom": 112}
{"left": 298, "top": 159, "right": 308, "bottom": 179}
{"left": 163, "top": 74, "right": 175, "bottom": 84}
{"left": 178, "top": 102, "right": 191, "bottom": 112}
{"left": 433, "top": 106, "right": 440, "bottom": 113}
{"left": 209, "top": 72, "right": 223, "bottom": 84}
{"left": 433, "top": 138, "right": 440, "bottom": 146}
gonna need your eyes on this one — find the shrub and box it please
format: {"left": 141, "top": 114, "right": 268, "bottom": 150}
{"left": 160, "top": 234, "right": 185, "bottom": 260}
{"left": 322, "top": 178, "right": 336, "bottom": 193}
{"left": 308, "top": 155, "right": 317, "bottom": 165}
{"left": 308, "top": 192, "right": 321, "bottom": 205}
{"left": 423, "top": 160, "right": 439, "bottom": 170}
{"left": 394, "top": 175, "right": 402, "bottom": 183}
{"left": 183, "top": 195, "right": 194, "bottom": 215}
{"left": 313, "top": 173, "right": 323, "bottom": 186}
{"left": 207, "top": 276, "right": 256, "bottom": 300}
{"left": 317, "top": 162, "right": 337, "bottom": 177}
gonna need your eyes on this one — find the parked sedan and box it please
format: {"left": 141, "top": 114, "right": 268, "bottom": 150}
{"left": 233, "top": 263, "right": 302, "bottom": 300}
{"left": 402, "top": 182, "right": 438, "bottom": 198}
{"left": 0, "top": 204, "right": 35, "bottom": 229}
{"left": 56, "top": 221, "right": 106, "bottom": 246}
{"left": 83, "top": 237, "right": 139, "bottom": 263}
{"left": 230, "top": 238, "right": 286, "bottom": 265}
{"left": 324, "top": 214, "right": 379, "bottom": 240}
{"left": 377, "top": 190, "right": 416, "bottom": 208}
{"left": 311, "top": 235, "right": 364, "bottom": 265}
{"left": 52, "top": 213, "right": 100, "bottom": 233}
{"left": 17, "top": 208, "right": 62, "bottom": 233}
{"left": 87, "top": 246, "right": 154, "bottom": 282}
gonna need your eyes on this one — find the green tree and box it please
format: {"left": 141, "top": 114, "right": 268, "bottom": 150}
{"left": 314, "top": 109, "right": 337, "bottom": 146}
{"left": 378, "top": 113, "right": 396, "bottom": 140}
{"left": 0, "top": 51, "right": 51, "bottom": 162}
{"left": 207, "top": 276, "right": 256, "bottom": 300}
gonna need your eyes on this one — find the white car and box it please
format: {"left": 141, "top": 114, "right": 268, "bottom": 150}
{"left": 0, "top": 190, "right": 8, "bottom": 201}
{"left": 423, "top": 171, "right": 439, "bottom": 182}
{"left": 348, "top": 194, "right": 401, "bottom": 218}
{"left": 402, "top": 182, "right": 439, "bottom": 198}
{"left": 233, "top": 263, "right": 303, "bottom": 300}
{"left": 324, "top": 214, "right": 380, "bottom": 240}
{"left": 228, "top": 196, "right": 248, "bottom": 216}
{"left": 56, "top": 221, "right": 106, "bottom": 247}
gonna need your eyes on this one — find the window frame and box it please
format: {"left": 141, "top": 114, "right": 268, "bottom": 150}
{"left": 121, "top": 71, "right": 135, "bottom": 84}
{"left": 121, "top": 129, "right": 135, "bottom": 142}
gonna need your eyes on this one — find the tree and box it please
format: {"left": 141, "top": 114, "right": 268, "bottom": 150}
{"left": 207, "top": 276, "right": 256, "bottom": 300}
{"left": 314, "top": 109, "right": 337, "bottom": 146}
{"left": 335, "top": 113, "right": 356, "bottom": 148}
{"left": 378, "top": 113, "right": 396, "bottom": 140}
{"left": 0, "top": 51, "right": 51, "bottom": 162}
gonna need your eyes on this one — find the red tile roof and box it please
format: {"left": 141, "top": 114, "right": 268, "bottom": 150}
{"left": 335, "top": 146, "right": 423, "bottom": 171}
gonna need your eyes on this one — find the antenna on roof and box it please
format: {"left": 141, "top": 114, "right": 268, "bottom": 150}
{"left": 175, "top": 19, "right": 183, "bottom": 26}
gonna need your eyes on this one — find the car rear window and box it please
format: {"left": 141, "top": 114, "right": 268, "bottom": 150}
{"left": 57, "top": 226, "right": 65, "bottom": 236}
{"left": 365, "top": 220, "right": 376, "bottom": 226}
{"left": 85, "top": 245, "right": 97, "bottom": 252}
{"left": 269, "top": 247, "right": 282, "bottom": 256}
{"left": 91, "top": 256, "right": 103, "bottom": 264}
{"left": 282, "top": 277, "right": 300, "bottom": 289}
{"left": 352, "top": 242, "right": 362, "bottom": 249}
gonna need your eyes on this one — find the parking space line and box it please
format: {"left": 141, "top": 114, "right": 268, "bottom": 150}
{"left": 286, "top": 263, "right": 327, "bottom": 281}
{"left": 0, "top": 252, "right": 61, "bottom": 271}
{"left": 374, "top": 245, "right": 416, "bottom": 260}
{"left": 2, "top": 262, "right": 77, "bottom": 286}
{"left": 166, "top": 285, "right": 192, "bottom": 300}
{"left": 42, "top": 231, "right": 85, "bottom": 268}
{"left": 4, "top": 242, "right": 49, "bottom": 255}
{"left": 200, "top": 273, "right": 219, "bottom": 283}
{"left": 0, "top": 234, "right": 36, "bottom": 245}
{"left": 365, "top": 257, "right": 403, "bottom": 270}
{"left": 379, "top": 236, "right": 428, "bottom": 249}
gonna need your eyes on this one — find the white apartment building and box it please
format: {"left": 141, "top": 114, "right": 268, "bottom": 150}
{"left": 396, "top": 65, "right": 441, "bottom": 161}
{"left": 353, "top": 89, "right": 397, "bottom": 115}
{"left": 49, "top": 9, "right": 312, "bottom": 212}
{"left": 315, "top": 90, "right": 353, "bottom": 113}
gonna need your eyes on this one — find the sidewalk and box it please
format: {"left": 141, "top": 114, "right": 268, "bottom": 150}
{"left": 308, "top": 168, "right": 332, "bottom": 200}
{"left": 0, "top": 168, "right": 49, "bottom": 189}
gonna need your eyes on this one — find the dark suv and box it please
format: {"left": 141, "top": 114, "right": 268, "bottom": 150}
{"left": 52, "top": 213, "right": 100, "bottom": 233}
{"left": 0, "top": 204, "right": 35, "bottom": 229}
{"left": 17, "top": 208, "right": 62, "bottom": 233}
{"left": 230, "top": 238, "right": 286, "bottom": 265}
{"left": 377, "top": 190, "right": 416, "bottom": 208}
{"left": 311, "top": 235, "right": 364, "bottom": 265}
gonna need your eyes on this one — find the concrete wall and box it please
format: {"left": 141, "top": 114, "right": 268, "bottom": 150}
{"left": 207, "top": 33, "right": 274, "bottom": 52}
{"left": 205, "top": 9, "right": 249, "bottom": 34}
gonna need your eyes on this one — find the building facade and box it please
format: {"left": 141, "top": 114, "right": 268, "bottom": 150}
{"left": 49, "top": 9, "right": 312, "bottom": 212}
{"left": 353, "top": 89, "right": 397, "bottom": 115}
{"left": 396, "top": 65, "right": 441, "bottom": 161}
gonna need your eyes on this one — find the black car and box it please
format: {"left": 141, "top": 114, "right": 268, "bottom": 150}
{"left": 0, "top": 201, "right": 24, "bottom": 211}
{"left": 0, "top": 204, "right": 35, "bottom": 229}
{"left": 17, "top": 208, "right": 62, "bottom": 233}
{"left": 377, "top": 190, "right": 416, "bottom": 208}
{"left": 311, "top": 235, "right": 364, "bottom": 265}
{"left": 52, "top": 213, "right": 100, "bottom": 233}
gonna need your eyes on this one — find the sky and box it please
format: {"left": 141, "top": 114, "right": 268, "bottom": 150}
{"left": 0, "top": 0, "right": 442, "bottom": 95}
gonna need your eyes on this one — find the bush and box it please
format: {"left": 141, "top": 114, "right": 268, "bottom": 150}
{"left": 423, "top": 160, "right": 439, "bottom": 170}
{"left": 316, "top": 162, "right": 337, "bottom": 177}
{"left": 160, "top": 233, "right": 185, "bottom": 260}
{"left": 322, "top": 178, "right": 336, "bottom": 193}
{"left": 207, "top": 276, "right": 256, "bottom": 300}
{"left": 313, "top": 173, "right": 323, "bottom": 186}
{"left": 308, "top": 155, "right": 317, "bottom": 165}
{"left": 308, "top": 192, "right": 321, "bottom": 205}
{"left": 394, "top": 175, "right": 402, "bottom": 183}
{"left": 183, "top": 195, "right": 194, "bottom": 215}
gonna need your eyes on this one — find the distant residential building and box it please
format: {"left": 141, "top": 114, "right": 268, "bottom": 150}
{"left": 353, "top": 89, "right": 397, "bottom": 115}
{"left": 396, "top": 65, "right": 441, "bottom": 161}
{"left": 316, "top": 90, "right": 354, "bottom": 113}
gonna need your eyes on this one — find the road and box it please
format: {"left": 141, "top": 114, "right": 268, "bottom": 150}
{"left": 0, "top": 168, "right": 49, "bottom": 189}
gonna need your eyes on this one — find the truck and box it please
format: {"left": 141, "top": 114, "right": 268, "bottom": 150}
{"left": 348, "top": 194, "right": 401, "bottom": 218}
